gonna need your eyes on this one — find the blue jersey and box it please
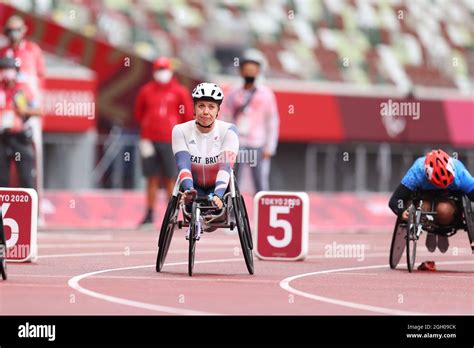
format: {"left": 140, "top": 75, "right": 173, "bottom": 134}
{"left": 401, "top": 157, "right": 474, "bottom": 193}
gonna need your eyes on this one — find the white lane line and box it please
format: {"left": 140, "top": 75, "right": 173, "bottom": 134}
{"left": 8, "top": 273, "right": 274, "bottom": 284}
{"left": 38, "top": 248, "right": 233, "bottom": 259}
{"left": 280, "top": 260, "right": 474, "bottom": 315}
{"left": 440, "top": 275, "right": 474, "bottom": 280}
{"left": 68, "top": 258, "right": 244, "bottom": 315}
{"left": 89, "top": 275, "right": 275, "bottom": 283}
{"left": 8, "top": 275, "right": 72, "bottom": 278}
{"left": 328, "top": 272, "right": 379, "bottom": 276}
{"left": 1, "top": 283, "right": 66, "bottom": 288}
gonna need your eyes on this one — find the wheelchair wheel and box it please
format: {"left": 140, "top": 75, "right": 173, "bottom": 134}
{"left": 234, "top": 181, "right": 253, "bottom": 250}
{"left": 233, "top": 197, "right": 254, "bottom": 275}
{"left": 406, "top": 208, "right": 417, "bottom": 273}
{"left": 156, "top": 196, "right": 179, "bottom": 272}
{"left": 462, "top": 195, "right": 474, "bottom": 248}
{"left": 188, "top": 202, "right": 197, "bottom": 277}
{"left": 0, "top": 215, "right": 7, "bottom": 280}
{"left": 389, "top": 218, "right": 406, "bottom": 269}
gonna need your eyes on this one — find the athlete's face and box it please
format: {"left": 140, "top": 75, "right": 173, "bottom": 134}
{"left": 194, "top": 100, "right": 219, "bottom": 126}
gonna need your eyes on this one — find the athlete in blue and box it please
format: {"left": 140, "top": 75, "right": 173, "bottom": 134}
{"left": 389, "top": 149, "right": 474, "bottom": 253}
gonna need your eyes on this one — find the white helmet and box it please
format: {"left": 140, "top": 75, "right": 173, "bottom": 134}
{"left": 192, "top": 82, "right": 224, "bottom": 105}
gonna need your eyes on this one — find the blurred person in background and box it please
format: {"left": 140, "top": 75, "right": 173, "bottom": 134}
{"left": 221, "top": 49, "right": 279, "bottom": 193}
{"left": 0, "top": 16, "right": 45, "bottom": 95}
{"left": 135, "top": 57, "right": 193, "bottom": 229}
{"left": 0, "top": 15, "right": 45, "bottom": 212}
{"left": 0, "top": 57, "right": 41, "bottom": 188}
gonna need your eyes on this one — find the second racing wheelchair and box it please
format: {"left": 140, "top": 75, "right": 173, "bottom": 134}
{"left": 390, "top": 190, "right": 474, "bottom": 272}
{"left": 155, "top": 170, "right": 254, "bottom": 276}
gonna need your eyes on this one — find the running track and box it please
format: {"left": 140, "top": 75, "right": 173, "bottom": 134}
{"left": 1, "top": 227, "right": 472, "bottom": 315}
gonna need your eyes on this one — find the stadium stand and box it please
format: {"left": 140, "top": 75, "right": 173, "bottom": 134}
{"left": 10, "top": 0, "right": 474, "bottom": 92}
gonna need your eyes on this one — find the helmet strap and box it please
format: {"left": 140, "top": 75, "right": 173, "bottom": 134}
{"left": 195, "top": 120, "right": 215, "bottom": 128}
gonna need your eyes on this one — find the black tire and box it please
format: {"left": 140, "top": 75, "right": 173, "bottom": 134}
{"left": 462, "top": 195, "right": 474, "bottom": 247}
{"left": 234, "top": 181, "right": 253, "bottom": 250}
{"left": 389, "top": 219, "right": 406, "bottom": 269}
{"left": 238, "top": 195, "right": 253, "bottom": 250}
{"left": 188, "top": 202, "right": 197, "bottom": 277}
{"left": 156, "top": 196, "right": 179, "bottom": 272}
{"left": 0, "top": 257, "right": 6, "bottom": 281}
{"left": 406, "top": 208, "right": 417, "bottom": 273}
{"left": 233, "top": 197, "right": 254, "bottom": 275}
{"left": 0, "top": 215, "right": 6, "bottom": 280}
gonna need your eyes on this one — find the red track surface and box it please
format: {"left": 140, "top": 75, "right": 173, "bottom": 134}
{"left": 1, "top": 227, "right": 472, "bottom": 315}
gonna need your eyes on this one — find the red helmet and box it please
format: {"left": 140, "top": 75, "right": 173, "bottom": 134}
{"left": 424, "top": 149, "right": 455, "bottom": 188}
{"left": 153, "top": 57, "right": 171, "bottom": 70}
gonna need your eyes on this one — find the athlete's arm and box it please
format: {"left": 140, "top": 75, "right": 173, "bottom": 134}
{"left": 389, "top": 183, "right": 413, "bottom": 217}
{"left": 172, "top": 125, "right": 193, "bottom": 191}
{"left": 214, "top": 124, "right": 239, "bottom": 199}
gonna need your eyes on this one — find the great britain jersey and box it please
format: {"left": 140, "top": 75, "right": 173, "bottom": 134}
{"left": 172, "top": 120, "right": 239, "bottom": 198}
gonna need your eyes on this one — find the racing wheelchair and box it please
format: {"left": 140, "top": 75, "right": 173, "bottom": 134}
{"left": 155, "top": 170, "right": 254, "bottom": 276}
{"left": 0, "top": 212, "right": 7, "bottom": 280}
{"left": 390, "top": 190, "right": 474, "bottom": 272}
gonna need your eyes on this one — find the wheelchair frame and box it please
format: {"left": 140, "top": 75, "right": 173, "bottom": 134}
{"left": 156, "top": 170, "right": 254, "bottom": 276}
{"left": 389, "top": 190, "right": 474, "bottom": 273}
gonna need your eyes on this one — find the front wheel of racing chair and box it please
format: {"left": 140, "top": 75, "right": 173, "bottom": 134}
{"left": 406, "top": 205, "right": 419, "bottom": 273}
{"left": 232, "top": 179, "right": 254, "bottom": 275}
{"left": 156, "top": 192, "right": 181, "bottom": 272}
{"left": 188, "top": 201, "right": 199, "bottom": 276}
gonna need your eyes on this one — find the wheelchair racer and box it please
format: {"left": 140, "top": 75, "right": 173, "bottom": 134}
{"left": 389, "top": 149, "right": 474, "bottom": 256}
{"left": 171, "top": 82, "right": 239, "bottom": 214}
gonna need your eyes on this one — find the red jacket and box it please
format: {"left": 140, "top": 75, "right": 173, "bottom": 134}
{"left": 135, "top": 77, "right": 194, "bottom": 142}
{"left": 0, "top": 40, "right": 45, "bottom": 99}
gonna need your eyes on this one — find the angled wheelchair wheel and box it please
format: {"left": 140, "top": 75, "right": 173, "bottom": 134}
{"left": 233, "top": 196, "right": 254, "bottom": 275}
{"left": 389, "top": 218, "right": 406, "bottom": 269}
{"left": 462, "top": 195, "right": 474, "bottom": 250}
{"left": 0, "top": 215, "right": 7, "bottom": 280}
{"left": 156, "top": 196, "right": 179, "bottom": 272}
{"left": 406, "top": 208, "right": 417, "bottom": 273}
{"left": 234, "top": 183, "right": 253, "bottom": 250}
{"left": 188, "top": 202, "right": 198, "bottom": 277}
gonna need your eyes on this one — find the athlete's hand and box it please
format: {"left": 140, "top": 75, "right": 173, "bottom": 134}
{"left": 212, "top": 195, "right": 223, "bottom": 209}
{"left": 182, "top": 188, "right": 197, "bottom": 204}
{"left": 401, "top": 210, "right": 409, "bottom": 221}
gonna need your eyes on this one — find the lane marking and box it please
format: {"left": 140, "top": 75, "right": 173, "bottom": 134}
{"left": 280, "top": 260, "right": 474, "bottom": 315}
{"left": 440, "top": 275, "right": 474, "bottom": 280}
{"left": 68, "top": 258, "right": 245, "bottom": 315}
{"left": 1, "top": 283, "right": 66, "bottom": 288}
{"left": 89, "top": 275, "right": 276, "bottom": 283}
{"left": 38, "top": 248, "right": 234, "bottom": 259}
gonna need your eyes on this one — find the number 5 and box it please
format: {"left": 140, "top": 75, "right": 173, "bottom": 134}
{"left": 267, "top": 206, "right": 292, "bottom": 248}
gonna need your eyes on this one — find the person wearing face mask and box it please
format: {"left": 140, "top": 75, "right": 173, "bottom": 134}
{"left": 221, "top": 49, "right": 280, "bottom": 194}
{"left": 135, "top": 57, "right": 194, "bottom": 229}
{"left": 0, "top": 16, "right": 45, "bottom": 95}
{"left": 0, "top": 57, "right": 41, "bottom": 189}
{"left": 1, "top": 15, "right": 45, "bottom": 216}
